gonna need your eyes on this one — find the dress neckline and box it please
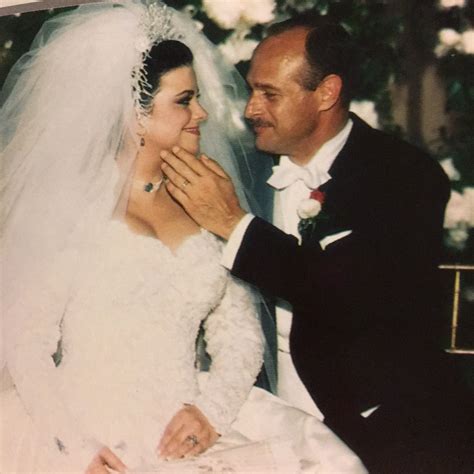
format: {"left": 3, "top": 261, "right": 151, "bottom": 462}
{"left": 109, "top": 219, "right": 215, "bottom": 259}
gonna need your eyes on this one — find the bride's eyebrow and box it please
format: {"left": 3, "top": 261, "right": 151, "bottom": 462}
{"left": 175, "top": 89, "right": 196, "bottom": 98}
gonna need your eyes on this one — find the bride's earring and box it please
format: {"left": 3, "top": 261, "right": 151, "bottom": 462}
{"left": 136, "top": 115, "right": 147, "bottom": 147}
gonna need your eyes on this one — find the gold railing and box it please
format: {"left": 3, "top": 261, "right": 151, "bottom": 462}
{"left": 439, "top": 264, "right": 474, "bottom": 355}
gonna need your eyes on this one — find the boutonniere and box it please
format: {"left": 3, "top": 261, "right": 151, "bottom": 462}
{"left": 297, "top": 189, "right": 327, "bottom": 239}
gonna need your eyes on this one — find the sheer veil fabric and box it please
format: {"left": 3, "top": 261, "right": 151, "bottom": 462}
{"left": 0, "top": 0, "right": 270, "bottom": 365}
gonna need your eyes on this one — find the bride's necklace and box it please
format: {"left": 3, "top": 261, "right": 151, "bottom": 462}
{"left": 133, "top": 177, "right": 164, "bottom": 193}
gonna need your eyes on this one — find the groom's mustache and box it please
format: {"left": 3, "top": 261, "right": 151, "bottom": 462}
{"left": 247, "top": 118, "right": 273, "bottom": 129}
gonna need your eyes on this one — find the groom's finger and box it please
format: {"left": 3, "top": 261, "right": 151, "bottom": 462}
{"left": 200, "top": 154, "right": 230, "bottom": 179}
{"left": 164, "top": 179, "right": 195, "bottom": 211}
{"left": 160, "top": 151, "right": 199, "bottom": 184}
{"left": 161, "top": 147, "right": 208, "bottom": 178}
{"left": 161, "top": 163, "right": 192, "bottom": 193}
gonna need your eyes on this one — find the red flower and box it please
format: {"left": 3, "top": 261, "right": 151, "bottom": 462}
{"left": 309, "top": 189, "right": 326, "bottom": 204}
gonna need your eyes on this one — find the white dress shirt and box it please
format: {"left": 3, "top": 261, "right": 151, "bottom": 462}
{"left": 222, "top": 119, "right": 353, "bottom": 418}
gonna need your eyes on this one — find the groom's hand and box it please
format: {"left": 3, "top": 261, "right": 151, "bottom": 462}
{"left": 160, "top": 147, "right": 246, "bottom": 240}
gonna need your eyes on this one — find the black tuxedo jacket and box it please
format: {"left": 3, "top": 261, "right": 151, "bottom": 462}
{"left": 231, "top": 114, "right": 473, "bottom": 465}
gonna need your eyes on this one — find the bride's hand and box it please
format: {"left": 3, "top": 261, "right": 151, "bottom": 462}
{"left": 158, "top": 404, "right": 219, "bottom": 460}
{"left": 85, "top": 446, "right": 127, "bottom": 474}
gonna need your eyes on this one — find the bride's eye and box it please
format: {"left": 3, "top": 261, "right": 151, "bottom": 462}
{"left": 177, "top": 93, "right": 194, "bottom": 107}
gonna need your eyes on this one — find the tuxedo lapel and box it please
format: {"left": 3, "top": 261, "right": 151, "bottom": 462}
{"left": 327, "top": 113, "right": 375, "bottom": 182}
{"left": 298, "top": 115, "right": 374, "bottom": 245}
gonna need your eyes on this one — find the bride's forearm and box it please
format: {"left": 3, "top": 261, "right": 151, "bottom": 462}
{"left": 195, "top": 277, "right": 264, "bottom": 434}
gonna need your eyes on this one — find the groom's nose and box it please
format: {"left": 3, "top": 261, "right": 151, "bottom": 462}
{"left": 244, "top": 93, "right": 261, "bottom": 120}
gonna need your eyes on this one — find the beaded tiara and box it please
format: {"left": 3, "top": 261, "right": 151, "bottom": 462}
{"left": 130, "top": 1, "right": 182, "bottom": 115}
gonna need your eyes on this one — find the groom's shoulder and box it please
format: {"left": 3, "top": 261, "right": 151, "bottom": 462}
{"left": 352, "top": 114, "right": 427, "bottom": 159}
{"left": 352, "top": 114, "right": 448, "bottom": 185}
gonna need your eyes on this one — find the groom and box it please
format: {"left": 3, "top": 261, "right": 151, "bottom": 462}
{"left": 161, "top": 12, "right": 473, "bottom": 472}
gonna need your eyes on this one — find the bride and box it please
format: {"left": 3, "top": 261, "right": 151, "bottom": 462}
{"left": 0, "top": 1, "right": 366, "bottom": 472}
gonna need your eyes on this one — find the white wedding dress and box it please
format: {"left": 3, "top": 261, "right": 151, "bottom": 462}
{"left": 0, "top": 221, "right": 366, "bottom": 473}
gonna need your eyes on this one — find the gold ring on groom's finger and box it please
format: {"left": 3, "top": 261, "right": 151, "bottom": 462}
{"left": 181, "top": 179, "right": 190, "bottom": 190}
{"left": 185, "top": 434, "right": 199, "bottom": 447}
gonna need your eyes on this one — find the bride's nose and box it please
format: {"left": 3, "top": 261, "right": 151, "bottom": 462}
{"left": 192, "top": 100, "right": 208, "bottom": 122}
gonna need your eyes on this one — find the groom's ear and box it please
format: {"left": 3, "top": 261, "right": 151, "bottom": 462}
{"left": 315, "top": 74, "right": 343, "bottom": 111}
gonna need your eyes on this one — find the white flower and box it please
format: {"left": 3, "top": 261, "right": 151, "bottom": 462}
{"left": 461, "top": 30, "right": 474, "bottom": 54}
{"left": 440, "top": 158, "right": 461, "bottom": 181}
{"left": 444, "top": 190, "right": 471, "bottom": 228}
{"left": 349, "top": 100, "right": 379, "bottom": 129}
{"left": 241, "top": 0, "right": 275, "bottom": 26}
{"left": 219, "top": 35, "right": 258, "bottom": 64}
{"left": 182, "top": 4, "right": 197, "bottom": 16}
{"left": 444, "top": 187, "right": 473, "bottom": 247}
{"left": 3, "top": 40, "right": 13, "bottom": 50}
{"left": 439, "top": 0, "right": 466, "bottom": 8}
{"left": 203, "top": 0, "right": 242, "bottom": 29}
{"left": 446, "top": 226, "right": 469, "bottom": 250}
{"left": 134, "top": 36, "right": 150, "bottom": 53}
{"left": 297, "top": 198, "right": 322, "bottom": 219}
{"left": 434, "top": 43, "right": 449, "bottom": 57}
{"left": 463, "top": 285, "right": 474, "bottom": 303}
{"left": 193, "top": 20, "right": 204, "bottom": 31}
{"left": 462, "top": 187, "right": 474, "bottom": 225}
{"left": 438, "top": 28, "right": 461, "bottom": 47}
{"left": 203, "top": 0, "right": 274, "bottom": 29}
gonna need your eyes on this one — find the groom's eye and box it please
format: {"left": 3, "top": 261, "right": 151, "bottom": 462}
{"left": 263, "top": 91, "right": 277, "bottom": 101}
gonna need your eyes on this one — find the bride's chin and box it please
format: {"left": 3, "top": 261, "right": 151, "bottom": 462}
{"left": 181, "top": 144, "right": 200, "bottom": 156}
{"left": 179, "top": 136, "right": 201, "bottom": 156}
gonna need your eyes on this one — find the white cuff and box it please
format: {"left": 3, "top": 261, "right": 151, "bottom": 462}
{"left": 221, "top": 214, "right": 255, "bottom": 270}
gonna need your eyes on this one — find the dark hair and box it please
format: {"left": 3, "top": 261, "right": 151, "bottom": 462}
{"left": 267, "top": 12, "right": 359, "bottom": 105}
{"left": 138, "top": 39, "right": 193, "bottom": 111}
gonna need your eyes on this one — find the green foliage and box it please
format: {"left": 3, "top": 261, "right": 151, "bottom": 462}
{"left": 309, "top": 1, "right": 403, "bottom": 129}
{"left": 0, "top": 8, "right": 74, "bottom": 89}
{"left": 433, "top": 12, "right": 474, "bottom": 190}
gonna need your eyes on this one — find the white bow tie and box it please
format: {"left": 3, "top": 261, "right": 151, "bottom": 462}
{"left": 267, "top": 163, "right": 327, "bottom": 190}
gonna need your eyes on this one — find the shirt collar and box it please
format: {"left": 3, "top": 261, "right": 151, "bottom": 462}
{"left": 280, "top": 118, "right": 353, "bottom": 182}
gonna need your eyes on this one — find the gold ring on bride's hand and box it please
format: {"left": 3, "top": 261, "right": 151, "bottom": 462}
{"left": 185, "top": 434, "right": 199, "bottom": 447}
{"left": 181, "top": 179, "right": 190, "bottom": 190}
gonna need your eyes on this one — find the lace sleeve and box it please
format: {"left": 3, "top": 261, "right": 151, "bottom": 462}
{"left": 4, "top": 256, "right": 102, "bottom": 468}
{"left": 194, "top": 275, "right": 264, "bottom": 435}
